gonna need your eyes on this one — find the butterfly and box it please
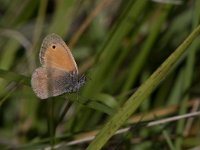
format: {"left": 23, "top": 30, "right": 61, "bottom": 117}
{"left": 31, "top": 33, "right": 86, "bottom": 99}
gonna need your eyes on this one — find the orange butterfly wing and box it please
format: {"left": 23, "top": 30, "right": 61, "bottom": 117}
{"left": 39, "top": 33, "right": 78, "bottom": 73}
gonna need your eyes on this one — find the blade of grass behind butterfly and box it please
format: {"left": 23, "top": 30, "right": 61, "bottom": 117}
{"left": 175, "top": 1, "right": 200, "bottom": 149}
{"left": 68, "top": 0, "right": 111, "bottom": 48}
{"left": 86, "top": 28, "right": 152, "bottom": 128}
{"left": 0, "top": 40, "right": 22, "bottom": 97}
{"left": 82, "top": 0, "right": 147, "bottom": 96}
{"left": 121, "top": 4, "right": 172, "bottom": 102}
{"left": 158, "top": 9, "right": 193, "bottom": 50}
{"left": 151, "top": 7, "right": 194, "bottom": 107}
{"left": 31, "top": 0, "right": 48, "bottom": 63}
{"left": 0, "top": 0, "right": 38, "bottom": 96}
{"left": 78, "top": 3, "right": 171, "bottom": 132}
{"left": 104, "top": 12, "right": 149, "bottom": 95}
{"left": 70, "top": 0, "right": 148, "bottom": 132}
{"left": 110, "top": 4, "right": 171, "bottom": 103}
{"left": 0, "top": 0, "right": 38, "bottom": 71}
{"left": 109, "top": 7, "right": 154, "bottom": 95}
{"left": 166, "top": 4, "right": 200, "bottom": 149}
{"left": 58, "top": 94, "right": 117, "bottom": 134}
{"left": 0, "top": 0, "right": 38, "bottom": 26}
{"left": 0, "top": 69, "right": 30, "bottom": 86}
{"left": 0, "top": 0, "right": 21, "bottom": 26}
{"left": 47, "top": 0, "right": 76, "bottom": 36}
{"left": 86, "top": 24, "right": 200, "bottom": 150}
{"left": 121, "top": 5, "right": 172, "bottom": 117}
{"left": 68, "top": 94, "right": 118, "bottom": 115}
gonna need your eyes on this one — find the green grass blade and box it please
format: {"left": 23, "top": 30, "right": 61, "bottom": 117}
{"left": 163, "top": 130, "right": 175, "bottom": 150}
{"left": 48, "top": 0, "right": 75, "bottom": 36}
{"left": 0, "top": 69, "right": 30, "bottom": 86}
{"left": 86, "top": 25, "right": 200, "bottom": 150}
{"left": 83, "top": 0, "right": 147, "bottom": 96}
{"left": 122, "top": 4, "right": 171, "bottom": 95}
{"left": 175, "top": 1, "right": 200, "bottom": 149}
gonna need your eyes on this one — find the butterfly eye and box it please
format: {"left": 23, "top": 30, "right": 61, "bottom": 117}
{"left": 52, "top": 45, "right": 56, "bottom": 49}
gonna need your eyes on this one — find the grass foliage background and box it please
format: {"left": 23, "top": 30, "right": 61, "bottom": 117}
{"left": 0, "top": 0, "right": 200, "bottom": 149}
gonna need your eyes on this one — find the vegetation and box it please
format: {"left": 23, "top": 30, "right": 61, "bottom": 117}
{"left": 0, "top": 0, "right": 200, "bottom": 149}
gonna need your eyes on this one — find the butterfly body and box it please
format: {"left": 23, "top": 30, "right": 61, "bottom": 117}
{"left": 31, "top": 33, "right": 85, "bottom": 99}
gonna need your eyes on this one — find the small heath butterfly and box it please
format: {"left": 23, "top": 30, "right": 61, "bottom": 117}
{"left": 31, "top": 33, "right": 86, "bottom": 99}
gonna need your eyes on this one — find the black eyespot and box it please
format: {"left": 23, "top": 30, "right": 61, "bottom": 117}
{"left": 52, "top": 45, "right": 56, "bottom": 49}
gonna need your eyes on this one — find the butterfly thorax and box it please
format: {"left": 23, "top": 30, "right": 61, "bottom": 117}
{"left": 64, "top": 71, "right": 86, "bottom": 93}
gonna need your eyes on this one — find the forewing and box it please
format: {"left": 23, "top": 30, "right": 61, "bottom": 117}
{"left": 39, "top": 33, "right": 78, "bottom": 73}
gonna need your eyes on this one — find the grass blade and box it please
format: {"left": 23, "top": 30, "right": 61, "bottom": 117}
{"left": 86, "top": 24, "right": 200, "bottom": 150}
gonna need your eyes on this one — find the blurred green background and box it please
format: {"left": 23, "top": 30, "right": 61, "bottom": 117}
{"left": 0, "top": 0, "right": 200, "bottom": 149}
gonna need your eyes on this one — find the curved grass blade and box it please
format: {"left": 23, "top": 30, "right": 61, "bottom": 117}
{"left": 86, "top": 24, "right": 200, "bottom": 150}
